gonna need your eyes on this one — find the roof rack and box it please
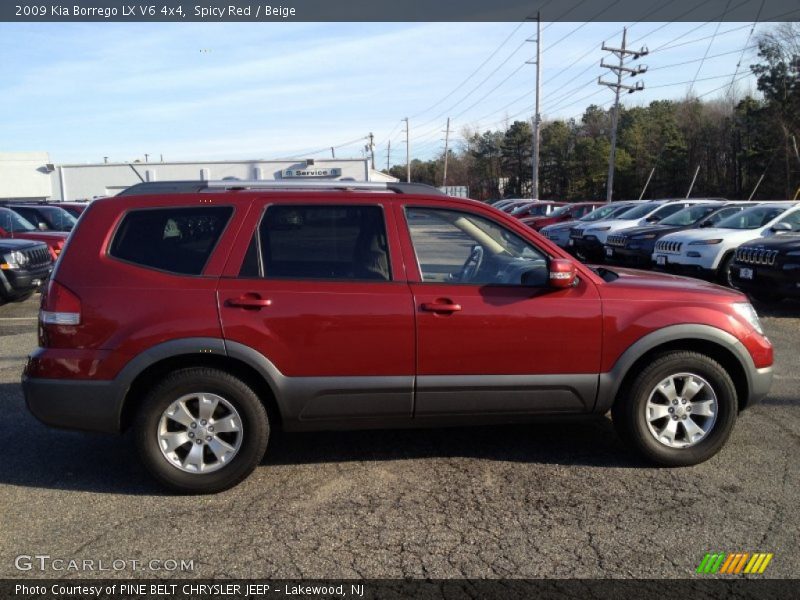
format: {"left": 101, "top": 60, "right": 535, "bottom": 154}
{"left": 116, "top": 180, "right": 445, "bottom": 197}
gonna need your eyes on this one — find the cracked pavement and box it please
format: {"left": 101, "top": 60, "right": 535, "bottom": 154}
{"left": 0, "top": 296, "right": 797, "bottom": 579}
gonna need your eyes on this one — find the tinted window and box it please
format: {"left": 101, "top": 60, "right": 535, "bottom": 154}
{"left": 406, "top": 208, "right": 547, "bottom": 286}
{"left": 259, "top": 205, "right": 390, "bottom": 281}
{"left": 39, "top": 207, "right": 77, "bottom": 231}
{"left": 0, "top": 208, "right": 36, "bottom": 232}
{"left": 109, "top": 206, "right": 232, "bottom": 275}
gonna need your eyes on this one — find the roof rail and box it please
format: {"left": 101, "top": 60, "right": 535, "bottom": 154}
{"left": 116, "top": 180, "right": 445, "bottom": 197}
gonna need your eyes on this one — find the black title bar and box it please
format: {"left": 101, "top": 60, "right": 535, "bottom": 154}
{"left": 3, "top": 0, "right": 800, "bottom": 22}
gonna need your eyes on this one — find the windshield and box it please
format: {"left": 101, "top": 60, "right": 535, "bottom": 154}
{"left": 660, "top": 205, "right": 718, "bottom": 226}
{"left": 40, "top": 206, "right": 77, "bottom": 230}
{"left": 526, "top": 203, "right": 553, "bottom": 216}
{"left": 716, "top": 206, "right": 787, "bottom": 229}
{"left": 616, "top": 202, "right": 660, "bottom": 220}
{"left": 0, "top": 208, "right": 36, "bottom": 232}
{"left": 581, "top": 203, "right": 631, "bottom": 222}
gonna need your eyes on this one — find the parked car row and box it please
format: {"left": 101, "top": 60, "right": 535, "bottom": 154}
{"left": 535, "top": 199, "right": 800, "bottom": 302}
{"left": 0, "top": 201, "right": 88, "bottom": 304}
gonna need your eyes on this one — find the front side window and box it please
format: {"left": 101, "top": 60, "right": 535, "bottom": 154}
{"left": 252, "top": 205, "right": 391, "bottom": 281}
{"left": 39, "top": 207, "right": 77, "bottom": 231}
{"left": 109, "top": 206, "right": 233, "bottom": 275}
{"left": 406, "top": 207, "right": 548, "bottom": 286}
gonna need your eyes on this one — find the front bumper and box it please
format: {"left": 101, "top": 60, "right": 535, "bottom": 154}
{"left": 0, "top": 264, "right": 52, "bottom": 298}
{"left": 569, "top": 236, "right": 605, "bottom": 261}
{"left": 604, "top": 245, "right": 653, "bottom": 266}
{"left": 731, "top": 263, "right": 800, "bottom": 299}
{"left": 23, "top": 375, "right": 125, "bottom": 433}
{"left": 749, "top": 366, "right": 773, "bottom": 406}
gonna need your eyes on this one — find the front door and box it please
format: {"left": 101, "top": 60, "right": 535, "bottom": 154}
{"left": 399, "top": 205, "right": 603, "bottom": 416}
{"left": 217, "top": 201, "right": 415, "bottom": 424}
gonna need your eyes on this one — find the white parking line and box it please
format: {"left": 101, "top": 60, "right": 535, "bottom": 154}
{"left": 0, "top": 317, "right": 38, "bottom": 321}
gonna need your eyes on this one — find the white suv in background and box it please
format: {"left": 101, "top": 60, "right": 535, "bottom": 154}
{"left": 652, "top": 202, "right": 800, "bottom": 284}
{"left": 569, "top": 199, "right": 709, "bottom": 262}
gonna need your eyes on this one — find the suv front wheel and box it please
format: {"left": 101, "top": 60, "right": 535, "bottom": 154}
{"left": 612, "top": 351, "right": 738, "bottom": 466}
{"left": 135, "top": 367, "right": 269, "bottom": 493}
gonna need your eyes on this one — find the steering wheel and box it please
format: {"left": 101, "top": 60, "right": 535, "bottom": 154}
{"left": 458, "top": 245, "right": 484, "bottom": 282}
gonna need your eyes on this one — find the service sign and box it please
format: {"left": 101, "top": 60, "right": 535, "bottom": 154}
{"left": 281, "top": 168, "right": 343, "bottom": 178}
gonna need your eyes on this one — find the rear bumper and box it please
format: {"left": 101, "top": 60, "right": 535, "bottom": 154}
{"left": 22, "top": 376, "right": 124, "bottom": 433}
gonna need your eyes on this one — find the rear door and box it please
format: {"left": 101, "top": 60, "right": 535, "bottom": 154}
{"left": 217, "top": 198, "right": 415, "bottom": 424}
{"left": 396, "top": 203, "right": 603, "bottom": 417}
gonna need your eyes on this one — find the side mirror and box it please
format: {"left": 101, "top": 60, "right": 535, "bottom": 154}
{"left": 772, "top": 222, "right": 792, "bottom": 232}
{"left": 549, "top": 258, "right": 577, "bottom": 289}
{"left": 645, "top": 215, "right": 660, "bottom": 223}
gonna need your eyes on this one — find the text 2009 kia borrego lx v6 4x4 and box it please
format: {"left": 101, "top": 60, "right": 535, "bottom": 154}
{"left": 22, "top": 182, "right": 773, "bottom": 493}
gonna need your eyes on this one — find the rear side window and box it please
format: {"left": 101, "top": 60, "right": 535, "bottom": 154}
{"left": 247, "top": 205, "right": 391, "bottom": 281}
{"left": 109, "top": 206, "right": 233, "bottom": 275}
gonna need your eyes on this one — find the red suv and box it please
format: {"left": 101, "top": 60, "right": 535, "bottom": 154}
{"left": 521, "top": 202, "right": 605, "bottom": 231}
{"left": 0, "top": 207, "right": 68, "bottom": 260}
{"left": 23, "top": 182, "right": 773, "bottom": 493}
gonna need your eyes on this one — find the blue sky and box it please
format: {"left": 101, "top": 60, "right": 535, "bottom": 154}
{"left": 0, "top": 21, "right": 770, "bottom": 167}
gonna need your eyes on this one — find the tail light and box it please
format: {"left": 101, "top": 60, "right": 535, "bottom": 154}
{"left": 41, "top": 280, "right": 81, "bottom": 326}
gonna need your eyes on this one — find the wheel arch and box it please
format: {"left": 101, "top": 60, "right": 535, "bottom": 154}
{"left": 117, "top": 338, "right": 284, "bottom": 432}
{"left": 596, "top": 325, "right": 754, "bottom": 414}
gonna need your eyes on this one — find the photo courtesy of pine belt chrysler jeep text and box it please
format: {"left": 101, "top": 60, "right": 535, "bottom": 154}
{"left": 22, "top": 181, "right": 773, "bottom": 493}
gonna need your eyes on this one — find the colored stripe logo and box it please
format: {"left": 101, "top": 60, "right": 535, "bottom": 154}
{"left": 696, "top": 552, "right": 774, "bottom": 574}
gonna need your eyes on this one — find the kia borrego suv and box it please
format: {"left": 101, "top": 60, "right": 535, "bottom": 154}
{"left": 23, "top": 181, "right": 773, "bottom": 493}
{"left": 653, "top": 202, "right": 800, "bottom": 285}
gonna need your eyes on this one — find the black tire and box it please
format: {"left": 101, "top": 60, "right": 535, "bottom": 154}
{"left": 717, "top": 253, "right": 735, "bottom": 287}
{"left": 135, "top": 367, "right": 269, "bottom": 494}
{"left": 612, "top": 351, "right": 738, "bottom": 467}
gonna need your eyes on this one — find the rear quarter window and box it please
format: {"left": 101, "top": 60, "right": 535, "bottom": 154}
{"left": 109, "top": 206, "right": 233, "bottom": 275}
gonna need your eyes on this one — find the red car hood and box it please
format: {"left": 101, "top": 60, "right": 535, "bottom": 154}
{"left": 597, "top": 266, "right": 745, "bottom": 302}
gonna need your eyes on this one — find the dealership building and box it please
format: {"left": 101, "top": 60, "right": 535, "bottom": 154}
{"left": 0, "top": 152, "right": 397, "bottom": 201}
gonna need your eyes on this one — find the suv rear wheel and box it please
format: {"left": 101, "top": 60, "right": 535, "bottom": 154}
{"left": 612, "top": 351, "right": 737, "bottom": 466}
{"left": 134, "top": 367, "right": 269, "bottom": 493}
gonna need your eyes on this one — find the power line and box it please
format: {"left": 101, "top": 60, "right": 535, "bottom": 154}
{"left": 729, "top": 0, "right": 765, "bottom": 95}
{"left": 687, "top": 0, "right": 733, "bottom": 96}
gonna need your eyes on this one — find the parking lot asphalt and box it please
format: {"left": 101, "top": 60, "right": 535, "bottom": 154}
{"left": 0, "top": 294, "right": 798, "bottom": 579}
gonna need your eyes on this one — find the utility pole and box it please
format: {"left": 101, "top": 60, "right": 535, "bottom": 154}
{"left": 366, "top": 132, "right": 375, "bottom": 170}
{"left": 331, "top": 147, "right": 335, "bottom": 158}
{"left": 386, "top": 140, "right": 391, "bottom": 172}
{"left": 599, "top": 27, "right": 648, "bottom": 202}
{"left": 639, "top": 167, "right": 655, "bottom": 200}
{"left": 526, "top": 12, "right": 542, "bottom": 199}
{"left": 402, "top": 117, "right": 410, "bottom": 183}
{"left": 144, "top": 153, "right": 149, "bottom": 163}
{"left": 686, "top": 165, "right": 701, "bottom": 198}
{"left": 442, "top": 117, "right": 451, "bottom": 188}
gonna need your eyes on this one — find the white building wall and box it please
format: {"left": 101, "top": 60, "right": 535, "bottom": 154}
{"left": 0, "top": 152, "right": 53, "bottom": 200}
{"left": 49, "top": 158, "right": 388, "bottom": 200}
